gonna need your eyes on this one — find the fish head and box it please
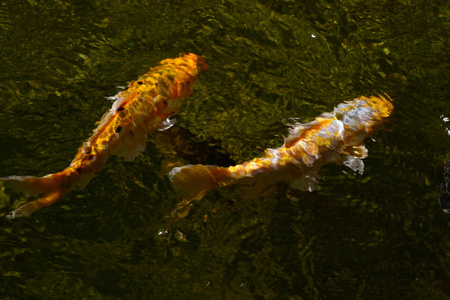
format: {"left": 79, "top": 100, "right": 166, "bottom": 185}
{"left": 167, "top": 53, "right": 208, "bottom": 99}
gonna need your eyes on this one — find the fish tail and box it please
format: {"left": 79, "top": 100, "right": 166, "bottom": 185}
{"left": 2, "top": 170, "right": 76, "bottom": 218}
{"left": 168, "top": 164, "right": 231, "bottom": 218}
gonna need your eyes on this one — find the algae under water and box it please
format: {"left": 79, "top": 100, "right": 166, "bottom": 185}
{"left": 0, "top": 0, "right": 449, "bottom": 299}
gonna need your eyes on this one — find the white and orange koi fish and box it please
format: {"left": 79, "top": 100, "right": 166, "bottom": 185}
{"left": 2, "top": 53, "right": 208, "bottom": 218}
{"left": 169, "top": 95, "right": 393, "bottom": 217}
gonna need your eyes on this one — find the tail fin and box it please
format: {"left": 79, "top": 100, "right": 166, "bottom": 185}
{"left": 168, "top": 164, "right": 230, "bottom": 218}
{"left": 1, "top": 171, "right": 72, "bottom": 218}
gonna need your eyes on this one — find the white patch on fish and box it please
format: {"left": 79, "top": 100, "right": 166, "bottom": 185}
{"left": 158, "top": 118, "right": 176, "bottom": 131}
{"left": 343, "top": 156, "right": 365, "bottom": 175}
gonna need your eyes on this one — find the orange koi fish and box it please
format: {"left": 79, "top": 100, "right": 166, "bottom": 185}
{"left": 169, "top": 95, "right": 393, "bottom": 217}
{"left": 2, "top": 53, "right": 207, "bottom": 218}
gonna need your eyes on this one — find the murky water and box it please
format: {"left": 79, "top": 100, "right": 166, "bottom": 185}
{"left": 1, "top": 0, "right": 449, "bottom": 299}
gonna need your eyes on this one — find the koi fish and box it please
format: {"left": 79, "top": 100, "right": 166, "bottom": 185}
{"left": 440, "top": 157, "right": 450, "bottom": 212}
{"left": 169, "top": 95, "right": 393, "bottom": 217}
{"left": 2, "top": 53, "right": 207, "bottom": 218}
{"left": 162, "top": 126, "right": 236, "bottom": 166}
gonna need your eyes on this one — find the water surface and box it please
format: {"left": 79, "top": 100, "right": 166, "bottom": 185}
{"left": 1, "top": 0, "right": 449, "bottom": 299}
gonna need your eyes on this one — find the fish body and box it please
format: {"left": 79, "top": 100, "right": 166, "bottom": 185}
{"left": 440, "top": 157, "right": 450, "bottom": 212}
{"left": 2, "top": 53, "right": 207, "bottom": 218}
{"left": 169, "top": 95, "right": 393, "bottom": 217}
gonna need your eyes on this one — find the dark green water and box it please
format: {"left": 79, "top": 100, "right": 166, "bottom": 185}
{"left": 1, "top": 0, "right": 449, "bottom": 299}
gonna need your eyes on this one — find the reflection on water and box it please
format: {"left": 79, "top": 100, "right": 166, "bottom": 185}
{"left": 1, "top": 0, "right": 449, "bottom": 298}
